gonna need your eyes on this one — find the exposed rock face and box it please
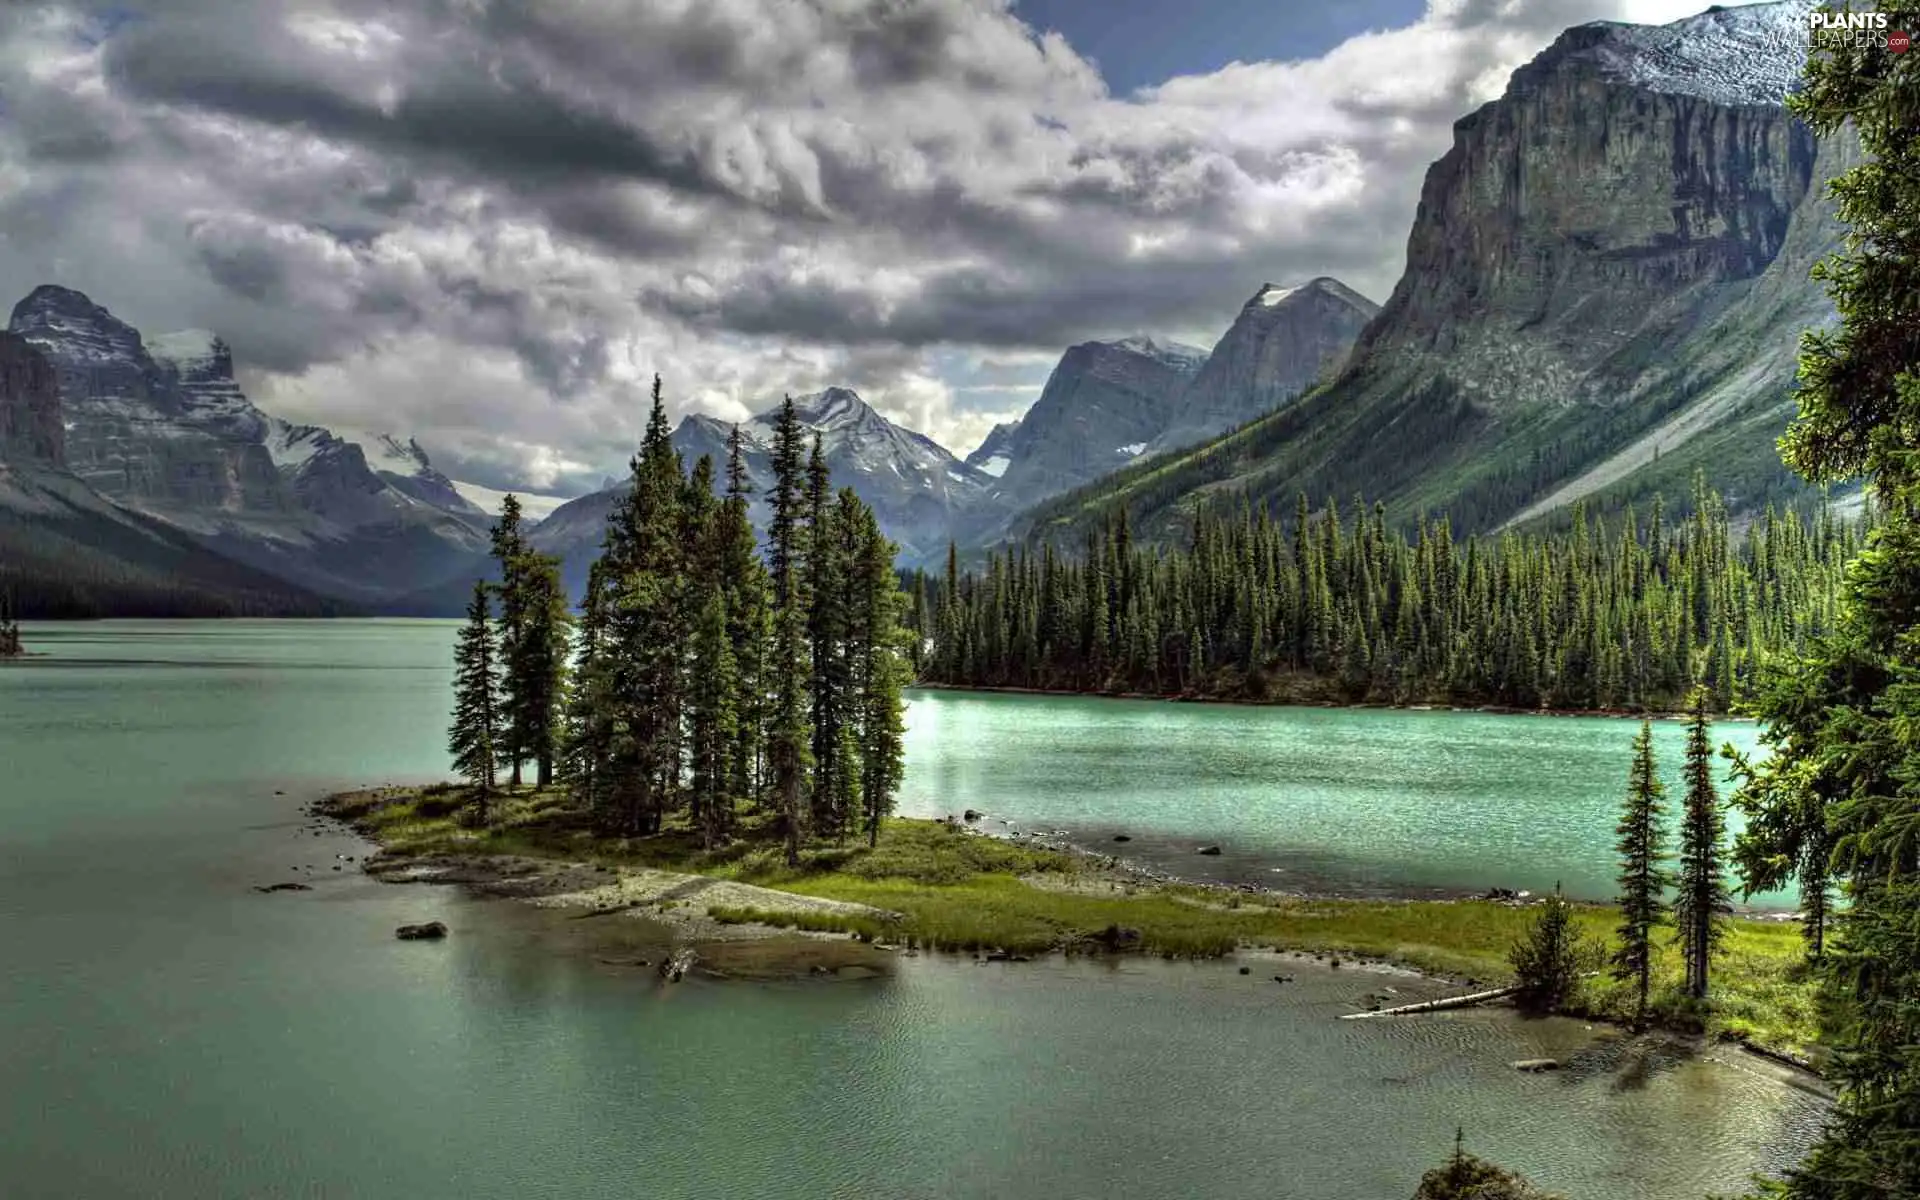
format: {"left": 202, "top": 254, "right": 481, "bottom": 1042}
{"left": 1359, "top": 2, "right": 1817, "bottom": 412}
{"left": 987, "top": 336, "right": 1207, "bottom": 511}
{"left": 1009, "top": 1, "right": 1837, "bottom": 547}
{"left": 532, "top": 387, "right": 999, "bottom": 590}
{"left": 1150, "top": 281, "right": 1377, "bottom": 453}
{"left": 0, "top": 332, "right": 63, "bottom": 466}
{"left": 8, "top": 285, "right": 489, "bottom": 604}
{"left": 10, "top": 288, "right": 294, "bottom": 515}
{"left": 963, "top": 419, "right": 1021, "bottom": 479}
{"left": 262, "top": 418, "right": 484, "bottom": 526}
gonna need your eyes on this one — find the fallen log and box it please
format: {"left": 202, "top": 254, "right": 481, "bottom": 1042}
{"left": 1338, "top": 985, "right": 1518, "bottom": 1019}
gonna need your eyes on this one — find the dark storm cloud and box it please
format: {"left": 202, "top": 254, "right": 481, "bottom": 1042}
{"left": 0, "top": 0, "right": 1751, "bottom": 484}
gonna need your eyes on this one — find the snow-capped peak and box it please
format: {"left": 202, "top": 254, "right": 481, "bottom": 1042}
{"left": 330, "top": 427, "right": 433, "bottom": 477}
{"left": 1110, "top": 334, "right": 1210, "bottom": 370}
{"left": 1256, "top": 284, "right": 1298, "bottom": 308}
{"left": 790, "top": 387, "right": 871, "bottom": 429}
{"left": 1522, "top": 0, "right": 1813, "bottom": 108}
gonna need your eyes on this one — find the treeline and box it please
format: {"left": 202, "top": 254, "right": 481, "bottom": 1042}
{"left": 450, "top": 381, "right": 909, "bottom": 861}
{"left": 916, "top": 481, "right": 1861, "bottom": 712}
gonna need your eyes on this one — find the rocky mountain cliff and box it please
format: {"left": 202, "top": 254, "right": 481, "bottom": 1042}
{"left": 0, "top": 332, "right": 63, "bottom": 466}
{"left": 531, "top": 388, "right": 998, "bottom": 596}
{"left": 1011, "top": 1, "right": 1836, "bottom": 547}
{"left": 7, "top": 286, "right": 490, "bottom": 604}
{"left": 1149, "top": 280, "right": 1378, "bottom": 453}
{"left": 979, "top": 335, "right": 1208, "bottom": 512}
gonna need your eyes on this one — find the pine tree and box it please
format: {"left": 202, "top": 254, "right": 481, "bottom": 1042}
{"left": 686, "top": 588, "right": 739, "bottom": 849}
{"left": 766, "top": 397, "right": 813, "bottom": 865}
{"left": 488, "top": 494, "right": 530, "bottom": 787}
{"left": 562, "top": 559, "right": 616, "bottom": 823}
{"left": 851, "top": 504, "right": 907, "bottom": 847}
{"left": 1734, "top": 20, "right": 1920, "bottom": 1171}
{"left": 720, "top": 426, "right": 771, "bottom": 806}
{"left": 1674, "top": 689, "right": 1729, "bottom": 1000}
{"left": 600, "top": 376, "right": 688, "bottom": 836}
{"left": 507, "top": 551, "right": 571, "bottom": 788}
{"left": 1508, "top": 884, "right": 1589, "bottom": 1014}
{"left": 1611, "top": 720, "right": 1670, "bottom": 1024}
{"left": 448, "top": 581, "right": 501, "bottom": 818}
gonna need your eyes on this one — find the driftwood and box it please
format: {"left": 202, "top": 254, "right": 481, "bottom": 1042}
{"left": 1338, "top": 985, "right": 1519, "bottom": 1019}
{"left": 659, "top": 947, "right": 697, "bottom": 983}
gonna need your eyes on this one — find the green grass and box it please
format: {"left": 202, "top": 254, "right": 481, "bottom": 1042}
{"left": 328, "top": 784, "right": 1822, "bottom": 1059}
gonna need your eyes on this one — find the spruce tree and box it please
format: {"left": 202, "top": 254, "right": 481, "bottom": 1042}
{"left": 1734, "top": 13, "right": 1920, "bottom": 1187}
{"left": 1508, "top": 884, "right": 1588, "bottom": 1014}
{"left": 1611, "top": 720, "right": 1670, "bottom": 1024}
{"left": 1674, "top": 689, "right": 1729, "bottom": 1000}
{"left": 507, "top": 551, "right": 571, "bottom": 788}
{"left": 851, "top": 503, "right": 907, "bottom": 847}
{"left": 600, "top": 376, "right": 688, "bottom": 836}
{"left": 562, "top": 559, "right": 615, "bottom": 822}
{"left": 766, "top": 397, "right": 813, "bottom": 865}
{"left": 720, "top": 426, "right": 771, "bottom": 806}
{"left": 488, "top": 494, "right": 530, "bottom": 786}
{"left": 686, "top": 588, "right": 739, "bottom": 849}
{"left": 448, "top": 580, "right": 501, "bottom": 817}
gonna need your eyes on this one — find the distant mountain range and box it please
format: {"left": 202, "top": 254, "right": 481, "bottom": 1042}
{"left": 0, "top": 285, "right": 496, "bottom": 613}
{"left": 0, "top": 1, "right": 1851, "bottom": 615}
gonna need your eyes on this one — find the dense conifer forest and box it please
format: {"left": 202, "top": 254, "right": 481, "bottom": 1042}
{"left": 451, "top": 382, "right": 910, "bottom": 861}
{"left": 915, "top": 483, "right": 1861, "bottom": 713}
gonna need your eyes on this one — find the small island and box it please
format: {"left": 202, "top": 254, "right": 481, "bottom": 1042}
{"left": 0, "top": 593, "right": 22, "bottom": 658}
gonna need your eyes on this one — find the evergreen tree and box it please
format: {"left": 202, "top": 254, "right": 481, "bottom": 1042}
{"left": 1735, "top": 14, "right": 1920, "bottom": 1183}
{"left": 851, "top": 504, "right": 908, "bottom": 846}
{"left": 720, "top": 426, "right": 771, "bottom": 806}
{"left": 562, "top": 559, "right": 616, "bottom": 822}
{"left": 766, "top": 397, "right": 813, "bottom": 865}
{"left": 1508, "top": 884, "right": 1589, "bottom": 1014}
{"left": 1611, "top": 720, "right": 1670, "bottom": 1024}
{"left": 448, "top": 581, "right": 501, "bottom": 817}
{"left": 1674, "top": 689, "right": 1729, "bottom": 1000}
{"left": 488, "top": 494, "right": 530, "bottom": 786}
{"left": 507, "top": 551, "right": 571, "bottom": 788}
{"left": 686, "top": 587, "right": 739, "bottom": 849}
{"left": 600, "top": 376, "right": 688, "bottom": 836}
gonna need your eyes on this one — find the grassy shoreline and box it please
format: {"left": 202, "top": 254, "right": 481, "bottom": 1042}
{"left": 322, "top": 782, "right": 1821, "bottom": 1067}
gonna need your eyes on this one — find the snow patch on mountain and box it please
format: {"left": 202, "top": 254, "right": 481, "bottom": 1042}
{"left": 978, "top": 455, "right": 1010, "bottom": 478}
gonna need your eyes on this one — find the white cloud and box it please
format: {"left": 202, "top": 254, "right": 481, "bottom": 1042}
{"left": 0, "top": 0, "right": 1769, "bottom": 490}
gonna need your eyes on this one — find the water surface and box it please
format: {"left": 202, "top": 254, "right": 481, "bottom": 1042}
{"left": 1, "top": 621, "right": 1821, "bottom": 1198}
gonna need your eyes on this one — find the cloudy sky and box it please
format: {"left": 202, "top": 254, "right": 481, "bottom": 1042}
{"left": 0, "top": 0, "right": 1761, "bottom": 499}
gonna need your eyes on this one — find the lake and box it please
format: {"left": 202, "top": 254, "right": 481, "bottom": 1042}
{"left": 0, "top": 620, "right": 1822, "bottom": 1199}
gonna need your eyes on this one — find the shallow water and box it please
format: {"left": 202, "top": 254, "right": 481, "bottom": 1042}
{"left": 0, "top": 620, "right": 1822, "bottom": 1198}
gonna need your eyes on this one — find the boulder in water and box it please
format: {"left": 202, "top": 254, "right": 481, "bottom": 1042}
{"left": 395, "top": 921, "right": 448, "bottom": 940}
{"left": 1197, "top": 845, "right": 1222, "bottom": 856}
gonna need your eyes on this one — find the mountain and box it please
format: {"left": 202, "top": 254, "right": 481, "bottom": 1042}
{"left": 975, "top": 336, "right": 1208, "bottom": 513}
{"left": 0, "top": 331, "right": 63, "bottom": 466}
{"left": 0, "top": 331, "right": 336, "bottom": 616}
{"left": 1148, "top": 280, "right": 1379, "bottom": 453}
{"left": 963, "top": 420, "right": 1022, "bottom": 479}
{"left": 7, "top": 285, "right": 491, "bottom": 604}
{"left": 1011, "top": 1, "right": 1838, "bottom": 547}
{"left": 529, "top": 387, "right": 999, "bottom": 596}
